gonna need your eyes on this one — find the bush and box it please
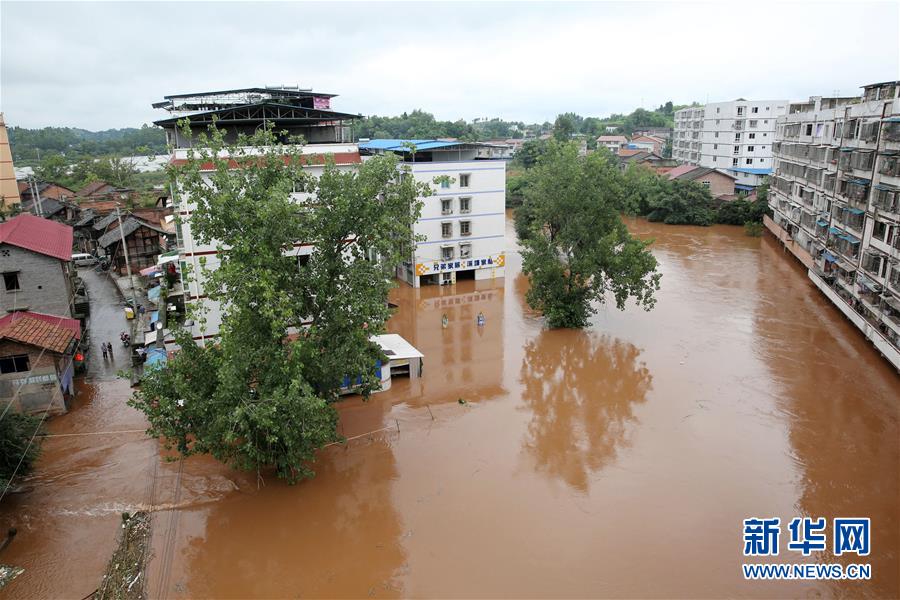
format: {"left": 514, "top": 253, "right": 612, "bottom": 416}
{"left": 744, "top": 222, "right": 764, "bottom": 237}
{"left": 0, "top": 413, "right": 42, "bottom": 492}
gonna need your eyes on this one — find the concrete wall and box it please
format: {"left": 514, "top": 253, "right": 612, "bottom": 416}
{"left": 406, "top": 160, "right": 506, "bottom": 287}
{"left": 674, "top": 99, "right": 787, "bottom": 185}
{"left": 0, "top": 244, "right": 73, "bottom": 317}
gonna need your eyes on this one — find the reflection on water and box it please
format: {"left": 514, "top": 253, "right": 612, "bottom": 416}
{"left": 1, "top": 215, "right": 897, "bottom": 599}
{"left": 521, "top": 330, "right": 650, "bottom": 492}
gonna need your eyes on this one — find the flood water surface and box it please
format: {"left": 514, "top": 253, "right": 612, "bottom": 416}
{"left": 2, "top": 215, "right": 898, "bottom": 598}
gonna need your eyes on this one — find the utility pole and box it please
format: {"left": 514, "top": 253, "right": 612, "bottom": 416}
{"left": 115, "top": 205, "right": 138, "bottom": 317}
{"left": 30, "top": 177, "right": 43, "bottom": 217}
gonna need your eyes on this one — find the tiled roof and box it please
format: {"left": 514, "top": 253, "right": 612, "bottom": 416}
{"left": 0, "top": 213, "right": 73, "bottom": 261}
{"left": 0, "top": 312, "right": 78, "bottom": 354}
{"left": 0, "top": 311, "right": 81, "bottom": 340}
{"left": 92, "top": 212, "right": 121, "bottom": 231}
{"left": 77, "top": 181, "right": 113, "bottom": 196}
{"left": 98, "top": 217, "right": 167, "bottom": 248}
{"left": 666, "top": 164, "right": 700, "bottom": 180}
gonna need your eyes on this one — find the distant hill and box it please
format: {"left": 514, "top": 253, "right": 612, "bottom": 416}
{"left": 8, "top": 125, "right": 167, "bottom": 164}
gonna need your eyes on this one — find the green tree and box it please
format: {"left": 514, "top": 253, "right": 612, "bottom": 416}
{"left": 516, "top": 142, "right": 660, "bottom": 328}
{"left": 515, "top": 139, "right": 548, "bottom": 169}
{"left": 35, "top": 154, "right": 70, "bottom": 184}
{"left": 128, "top": 123, "right": 427, "bottom": 482}
{"left": 552, "top": 113, "right": 577, "bottom": 141}
{"left": 0, "top": 413, "right": 42, "bottom": 493}
{"left": 646, "top": 179, "right": 716, "bottom": 225}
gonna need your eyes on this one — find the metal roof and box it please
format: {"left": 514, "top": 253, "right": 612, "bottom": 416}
{"left": 153, "top": 102, "right": 360, "bottom": 127}
{"left": 163, "top": 87, "right": 337, "bottom": 100}
{"left": 0, "top": 213, "right": 73, "bottom": 261}
{"left": 728, "top": 168, "right": 772, "bottom": 175}
{"left": 359, "top": 139, "right": 468, "bottom": 152}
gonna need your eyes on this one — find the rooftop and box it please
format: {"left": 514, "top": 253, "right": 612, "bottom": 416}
{"left": 98, "top": 217, "right": 168, "bottom": 248}
{"left": 0, "top": 213, "right": 73, "bottom": 261}
{"left": 0, "top": 312, "right": 79, "bottom": 354}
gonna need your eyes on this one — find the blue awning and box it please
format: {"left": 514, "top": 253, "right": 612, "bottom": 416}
{"left": 846, "top": 207, "right": 865, "bottom": 215}
{"left": 145, "top": 348, "right": 168, "bottom": 370}
{"left": 816, "top": 219, "right": 829, "bottom": 227}
{"left": 884, "top": 117, "right": 900, "bottom": 123}
{"left": 360, "top": 139, "right": 468, "bottom": 152}
{"left": 840, "top": 234, "right": 861, "bottom": 244}
{"left": 874, "top": 182, "right": 899, "bottom": 191}
{"left": 840, "top": 147, "right": 854, "bottom": 152}
{"left": 823, "top": 251, "right": 838, "bottom": 263}
{"left": 849, "top": 177, "right": 870, "bottom": 185}
{"left": 829, "top": 227, "right": 842, "bottom": 235}
{"left": 735, "top": 183, "right": 755, "bottom": 191}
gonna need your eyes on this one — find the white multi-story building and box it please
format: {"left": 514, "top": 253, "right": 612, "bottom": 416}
{"left": 766, "top": 80, "right": 900, "bottom": 370}
{"left": 360, "top": 140, "right": 506, "bottom": 288}
{"left": 155, "top": 87, "right": 368, "bottom": 343}
{"left": 673, "top": 99, "right": 788, "bottom": 188}
{"left": 154, "top": 90, "right": 506, "bottom": 342}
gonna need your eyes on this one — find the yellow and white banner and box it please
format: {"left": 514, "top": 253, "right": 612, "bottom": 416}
{"left": 416, "top": 253, "right": 505, "bottom": 276}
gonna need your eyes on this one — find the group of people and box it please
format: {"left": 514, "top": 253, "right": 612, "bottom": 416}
{"left": 100, "top": 341, "right": 114, "bottom": 360}
{"left": 441, "top": 312, "right": 487, "bottom": 329}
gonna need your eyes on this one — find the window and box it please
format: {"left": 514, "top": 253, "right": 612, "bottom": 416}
{"left": 713, "top": 157, "right": 717, "bottom": 162}
{"left": 749, "top": 120, "right": 758, "bottom": 129}
{"left": 746, "top": 158, "right": 754, "bottom": 165}
{"left": 0, "top": 354, "right": 29, "bottom": 374}
{"left": 733, "top": 158, "right": 739, "bottom": 166}
{"left": 715, "top": 119, "right": 720, "bottom": 125}
{"left": 702, "top": 181, "right": 711, "bottom": 188}
{"left": 805, "top": 123, "right": 813, "bottom": 136}
{"left": 715, "top": 132, "right": 719, "bottom": 138}
{"left": 713, "top": 144, "right": 718, "bottom": 150}
{"left": 737, "top": 106, "right": 745, "bottom": 116}
{"left": 748, "top": 146, "right": 755, "bottom": 152}
{"left": 440, "top": 179, "right": 450, "bottom": 189}
{"left": 2, "top": 272, "right": 20, "bottom": 292}
{"left": 733, "top": 146, "right": 740, "bottom": 155}
{"left": 441, "top": 198, "right": 453, "bottom": 215}
{"left": 716, "top": 107, "right": 721, "bottom": 114}
{"left": 460, "top": 221, "right": 471, "bottom": 236}
{"left": 752, "top": 107, "right": 759, "bottom": 114}
{"left": 460, "top": 243, "right": 472, "bottom": 259}
{"left": 459, "top": 196, "right": 471, "bottom": 213}
{"left": 459, "top": 173, "right": 470, "bottom": 188}
{"left": 748, "top": 133, "right": 756, "bottom": 139}
{"left": 734, "top": 133, "right": 741, "bottom": 142}
{"left": 441, "top": 246, "right": 454, "bottom": 260}
{"left": 441, "top": 222, "right": 452, "bottom": 238}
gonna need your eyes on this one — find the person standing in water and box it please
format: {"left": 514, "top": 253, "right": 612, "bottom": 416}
{"left": 476, "top": 311, "right": 486, "bottom": 327}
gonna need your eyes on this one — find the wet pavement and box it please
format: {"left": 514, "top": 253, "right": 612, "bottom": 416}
{"left": 1, "top": 213, "right": 898, "bottom": 598}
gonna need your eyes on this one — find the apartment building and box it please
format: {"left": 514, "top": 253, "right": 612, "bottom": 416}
{"left": 360, "top": 140, "right": 506, "bottom": 288}
{"left": 766, "top": 81, "right": 900, "bottom": 370}
{"left": 154, "top": 87, "right": 363, "bottom": 342}
{"left": 673, "top": 99, "right": 788, "bottom": 188}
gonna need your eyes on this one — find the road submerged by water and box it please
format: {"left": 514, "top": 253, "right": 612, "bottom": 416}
{"left": 0, "top": 213, "right": 897, "bottom": 599}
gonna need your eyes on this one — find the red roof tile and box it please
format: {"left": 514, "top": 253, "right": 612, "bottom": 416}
{"left": 0, "top": 313, "right": 77, "bottom": 354}
{"left": 0, "top": 311, "right": 81, "bottom": 340}
{"left": 0, "top": 213, "right": 73, "bottom": 261}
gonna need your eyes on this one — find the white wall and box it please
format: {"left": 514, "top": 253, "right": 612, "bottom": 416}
{"left": 407, "top": 160, "right": 506, "bottom": 287}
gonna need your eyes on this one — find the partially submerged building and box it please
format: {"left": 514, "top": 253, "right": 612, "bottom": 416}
{"left": 359, "top": 139, "right": 506, "bottom": 288}
{"left": 0, "top": 311, "right": 80, "bottom": 415}
{"left": 766, "top": 80, "right": 900, "bottom": 370}
{"left": 154, "top": 86, "right": 363, "bottom": 343}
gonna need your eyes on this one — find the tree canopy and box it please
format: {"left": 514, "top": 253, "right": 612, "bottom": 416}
{"left": 516, "top": 142, "right": 661, "bottom": 328}
{"left": 128, "top": 123, "right": 427, "bottom": 483}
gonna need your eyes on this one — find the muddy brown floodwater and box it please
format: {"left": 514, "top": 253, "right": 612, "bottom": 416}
{"left": 1, "top": 212, "right": 898, "bottom": 599}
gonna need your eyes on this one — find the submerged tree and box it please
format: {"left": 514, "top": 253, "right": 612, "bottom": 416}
{"left": 129, "top": 123, "right": 427, "bottom": 482}
{"left": 0, "top": 413, "right": 41, "bottom": 494}
{"left": 517, "top": 142, "right": 660, "bottom": 328}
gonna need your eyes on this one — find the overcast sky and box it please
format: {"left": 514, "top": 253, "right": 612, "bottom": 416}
{"left": 1, "top": 1, "right": 898, "bottom": 130}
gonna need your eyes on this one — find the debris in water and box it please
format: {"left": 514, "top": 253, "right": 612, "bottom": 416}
{"left": 458, "top": 398, "right": 467, "bottom": 405}
{"left": 0, "top": 565, "right": 24, "bottom": 590}
{"left": 95, "top": 511, "right": 151, "bottom": 600}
